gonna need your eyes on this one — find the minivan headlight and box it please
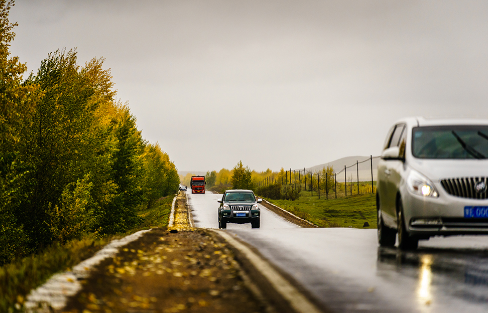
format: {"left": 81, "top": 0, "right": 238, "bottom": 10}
{"left": 407, "top": 170, "right": 439, "bottom": 197}
{"left": 252, "top": 204, "right": 259, "bottom": 210}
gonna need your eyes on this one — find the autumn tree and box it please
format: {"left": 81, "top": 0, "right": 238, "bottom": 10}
{"left": 0, "top": 0, "right": 41, "bottom": 263}
{"left": 142, "top": 143, "right": 179, "bottom": 209}
{"left": 205, "top": 170, "right": 217, "bottom": 188}
{"left": 0, "top": 0, "right": 180, "bottom": 262}
{"left": 216, "top": 168, "right": 231, "bottom": 185}
{"left": 320, "top": 166, "right": 334, "bottom": 192}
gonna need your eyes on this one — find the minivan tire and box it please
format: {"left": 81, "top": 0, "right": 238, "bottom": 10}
{"left": 377, "top": 196, "right": 396, "bottom": 247}
{"left": 397, "top": 201, "right": 418, "bottom": 250}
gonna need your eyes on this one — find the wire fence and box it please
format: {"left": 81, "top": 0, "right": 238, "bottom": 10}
{"left": 257, "top": 155, "right": 381, "bottom": 199}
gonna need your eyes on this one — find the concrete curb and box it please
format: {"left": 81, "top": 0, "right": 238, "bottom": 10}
{"left": 186, "top": 194, "right": 194, "bottom": 229}
{"left": 168, "top": 193, "right": 177, "bottom": 228}
{"left": 24, "top": 229, "right": 151, "bottom": 312}
{"left": 262, "top": 199, "right": 318, "bottom": 228}
{"left": 214, "top": 230, "right": 322, "bottom": 313}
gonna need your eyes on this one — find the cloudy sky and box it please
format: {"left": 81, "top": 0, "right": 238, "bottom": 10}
{"left": 10, "top": 0, "right": 488, "bottom": 172}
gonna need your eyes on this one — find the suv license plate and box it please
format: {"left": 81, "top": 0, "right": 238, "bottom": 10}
{"left": 236, "top": 213, "right": 246, "bottom": 217}
{"left": 464, "top": 206, "right": 488, "bottom": 218}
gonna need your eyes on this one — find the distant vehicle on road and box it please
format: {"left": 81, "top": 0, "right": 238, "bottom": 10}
{"left": 377, "top": 117, "right": 488, "bottom": 250}
{"left": 190, "top": 176, "right": 206, "bottom": 194}
{"left": 179, "top": 185, "right": 187, "bottom": 191}
{"left": 218, "top": 189, "right": 262, "bottom": 229}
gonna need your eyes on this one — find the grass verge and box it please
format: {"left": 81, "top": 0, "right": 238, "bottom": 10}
{"left": 0, "top": 195, "right": 175, "bottom": 312}
{"left": 266, "top": 191, "right": 377, "bottom": 229}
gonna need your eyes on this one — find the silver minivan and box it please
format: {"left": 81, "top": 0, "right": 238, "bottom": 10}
{"left": 377, "top": 117, "right": 488, "bottom": 249}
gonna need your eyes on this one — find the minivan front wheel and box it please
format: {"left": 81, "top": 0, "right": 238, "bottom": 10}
{"left": 397, "top": 201, "right": 418, "bottom": 250}
{"left": 377, "top": 196, "right": 396, "bottom": 247}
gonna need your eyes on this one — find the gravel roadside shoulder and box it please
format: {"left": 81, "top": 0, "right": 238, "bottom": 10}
{"left": 59, "top": 192, "right": 269, "bottom": 313}
{"left": 62, "top": 228, "right": 267, "bottom": 313}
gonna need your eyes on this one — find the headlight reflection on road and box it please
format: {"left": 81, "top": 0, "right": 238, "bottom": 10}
{"left": 417, "top": 254, "right": 433, "bottom": 307}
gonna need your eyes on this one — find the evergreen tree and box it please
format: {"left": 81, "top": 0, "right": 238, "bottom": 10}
{"left": 231, "top": 161, "right": 253, "bottom": 190}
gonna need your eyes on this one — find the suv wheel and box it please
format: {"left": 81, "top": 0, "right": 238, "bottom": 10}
{"left": 377, "top": 196, "right": 396, "bottom": 247}
{"left": 219, "top": 218, "right": 227, "bottom": 229}
{"left": 251, "top": 219, "right": 260, "bottom": 229}
{"left": 397, "top": 201, "right": 418, "bottom": 250}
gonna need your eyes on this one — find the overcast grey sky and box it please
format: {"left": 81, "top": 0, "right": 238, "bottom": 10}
{"left": 10, "top": 0, "right": 488, "bottom": 172}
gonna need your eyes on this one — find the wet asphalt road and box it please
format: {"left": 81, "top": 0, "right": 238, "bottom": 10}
{"left": 188, "top": 191, "right": 488, "bottom": 312}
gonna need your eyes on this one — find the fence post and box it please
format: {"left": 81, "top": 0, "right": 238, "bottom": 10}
{"left": 371, "top": 155, "right": 374, "bottom": 194}
{"left": 326, "top": 173, "right": 328, "bottom": 200}
{"left": 310, "top": 172, "right": 313, "bottom": 196}
{"left": 357, "top": 160, "right": 359, "bottom": 195}
{"left": 318, "top": 173, "right": 320, "bottom": 199}
{"left": 344, "top": 165, "right": 347, "bottom": 197}
{"left": 335, "top": 173, "right": 337, "bottom": 198}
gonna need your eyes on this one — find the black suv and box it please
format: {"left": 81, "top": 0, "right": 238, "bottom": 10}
{"left": 218, "top": 189, "right": 261, "bottom": 229}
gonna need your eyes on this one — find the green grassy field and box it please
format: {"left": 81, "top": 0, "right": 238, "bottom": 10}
{"left": 267, "top": 191, "right": 377, "bottom": 229}
{"left": 0, "top": 196, "right": 175, "bottom": 312}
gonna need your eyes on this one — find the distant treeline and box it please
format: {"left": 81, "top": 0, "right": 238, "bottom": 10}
{"left": 0, "top": 1, "right": 179, "bottom": 265}
{"left": 181, "top": 161, "right": 333, "bottom": 200}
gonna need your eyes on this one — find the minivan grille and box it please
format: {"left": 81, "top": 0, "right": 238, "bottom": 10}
{"left": 230, "top": 205, "right": 251, "bottom": 211}
{"left": 441, "top": 177, "right": 488, "bottom": 200}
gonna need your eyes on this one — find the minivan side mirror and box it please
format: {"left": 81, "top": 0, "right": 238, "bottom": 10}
{"left": 217, "top": 199, "right": 223, "bottom": 203}
{"left": 381, "top": 146, "right": 404, "bottom": 161}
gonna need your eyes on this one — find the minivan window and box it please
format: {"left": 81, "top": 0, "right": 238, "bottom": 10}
{"left": 412, "top": 126, "right": 488, "bottom": 159}
{"left": 388, "top": 125, "right": 405, "bottom": 148}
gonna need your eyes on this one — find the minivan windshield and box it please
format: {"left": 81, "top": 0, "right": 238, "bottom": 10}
{"left": 224, "top": 192, "right": 256, "bottom": 202}
{"left": 412, "top": 126, "right": 488, "bottom": 159}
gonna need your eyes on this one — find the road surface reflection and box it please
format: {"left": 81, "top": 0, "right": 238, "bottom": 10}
{"left": 377, "top": 245, "right": 488, "bottom": 310}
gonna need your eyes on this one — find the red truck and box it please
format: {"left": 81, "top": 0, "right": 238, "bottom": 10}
{"left": 190, "top": 176, "right": 206, "bottom": 194}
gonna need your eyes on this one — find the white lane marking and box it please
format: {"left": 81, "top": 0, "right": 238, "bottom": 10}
{"left": 24, "top": 229, "right": 150, "bottom": 312}
{"left": 214, "top": 230, "right": 322, "bottom": 313}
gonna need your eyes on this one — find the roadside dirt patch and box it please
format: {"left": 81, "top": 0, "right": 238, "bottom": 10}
{"left": 62, "top": 228, "right": 266, "bottom": 313}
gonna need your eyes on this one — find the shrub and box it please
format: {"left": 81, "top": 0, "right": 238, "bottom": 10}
{"left": 255, "top": 184, "right": 301, "bottom": 200}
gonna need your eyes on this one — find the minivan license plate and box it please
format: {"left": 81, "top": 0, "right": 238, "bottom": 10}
{"left": 464, "top": 206, "right": 488, "bottom": 218}
{"left": 236, "top": 213, "right": 246, "bottom": 217}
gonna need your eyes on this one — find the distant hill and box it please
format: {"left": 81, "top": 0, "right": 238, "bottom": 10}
{"left": 299, "top": 156, "right": 379, "bottom": 182}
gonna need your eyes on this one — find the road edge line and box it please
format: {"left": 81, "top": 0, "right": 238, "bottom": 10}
{"left": 213, "top": 230, "right": 322, "bottom": 313}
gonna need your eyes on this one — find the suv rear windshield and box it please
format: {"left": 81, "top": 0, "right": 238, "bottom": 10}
{"left": 412, "top": 126, "right": 488, "bottom": 159}
{"left": 224, "top": 192, "right": 256, "bottom": 202}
